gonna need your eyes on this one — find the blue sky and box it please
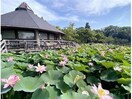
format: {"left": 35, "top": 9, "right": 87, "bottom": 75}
{"left": 1, "top": 0, "right": 131, "bottom": 29}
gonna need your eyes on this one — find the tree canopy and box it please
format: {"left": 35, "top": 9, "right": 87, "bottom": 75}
{"left": 56, "top": 23, "right": 130, "bottom": 45}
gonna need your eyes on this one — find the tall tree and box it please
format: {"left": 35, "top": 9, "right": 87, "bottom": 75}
{"left": 62, "top": 23, "right": 78, "bottom": 42}
{"left": 85, "top": 22, "right": 90, "bottom": 29}
{"left": 76, "top": 27, "right": 96, "bottom": 43}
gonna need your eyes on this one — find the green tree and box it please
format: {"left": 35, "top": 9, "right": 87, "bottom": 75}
{"left": 94, "top": 30, "right": 106, "bottom": 43}
{"left": 105, "top": 36, "right": 114, "bottom": 44}
{"left": 55, "top": 26, "right": 62, "bottom": 31}
{"left": 85, "top": 22, "right": 90, "bottom": 29}
{"left": 61, "top": 23, "right": 130, "bottom": 45}
{"left": 76, "top": 27, "right": 96, "bottom": 43}
{"left": 103, "top": 25, "right": 130, "bottom": 44}
{"left": 62, "top": 23, "right": 78, "bottom": 42}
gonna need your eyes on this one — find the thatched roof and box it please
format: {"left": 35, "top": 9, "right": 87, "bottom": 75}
{"left": 1, "top": 2, "right": 64, "bottom": 34}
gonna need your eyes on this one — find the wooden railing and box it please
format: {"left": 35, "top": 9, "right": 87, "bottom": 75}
{"left": 1, "top": 40, "right": 77, "bottom": 53}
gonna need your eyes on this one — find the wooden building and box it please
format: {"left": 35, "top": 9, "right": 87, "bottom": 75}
{"left": 1, "top": 2, "right": 76, "bottom": 52}
{"left": 1, "top": 2, "right": 64, "bottom": 41}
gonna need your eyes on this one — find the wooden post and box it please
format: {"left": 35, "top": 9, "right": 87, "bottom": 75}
{"left": 47, "top": 34, "right": 50, "bottom": 40}
{"left": 59, "top": 34, "right": 62, "bottom": 40}
{"left": 35, "top": 30, "right": 41, "bottom": 51}
{"left": 0, "top": 32, "right": 2, "bottom": 41}
{"left": 15, "top": 30, "right": 18, "bottom": 39}
{"left": 35, "top": 30, "right": 40, "bottom": 46}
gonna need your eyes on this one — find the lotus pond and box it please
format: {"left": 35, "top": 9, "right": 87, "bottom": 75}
{"left": 1, "top": 44, "right": 131, "bottom": 99}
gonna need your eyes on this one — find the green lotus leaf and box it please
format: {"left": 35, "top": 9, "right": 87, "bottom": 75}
{"left": 56, "top": 66, "right": 71, "bottom": 74}
{"left": 14, "top": 77, "right": 44, "bottom": 92}
{"left": 121, "top": 84, "right": 131, "bottom": 92}
{"left": 76, "top": 80, "right": 87, "bottom": 88}
{"left": 101, "top": 61, "right": 115, "bottom": 68}
{"left": 40, "top": 70, "right": 63, "bottom": 85}
{"left": 78, "top": 86, "right": 97, "bottom": 99}
{"left": 122, "top": 60, "right": 131, "bottom": 66}
{"left": 86, "top": 76, "right": 100, "bottom": 84}
{"left": 1, "top": 61, "right": 7, "bottom": 68}
{"left": 63, "top": 70, "right": 85, "bottom": 87}
{"left": 73, "top": 63, "right": 89, "bottom": 72}
{"left": 76, "top": 57, "right": 88, "bottom": 62}
{"left": 55, "top": 80, "right": 70, "bottom": 93}
{"left": 109, "top": 93, "right": 124, "bottom": 99}
{"left": 1, "top": 44, "right": 131, "bottom": 98}
{"left": 91, "top": 55, "right": 102, "bottom": 63}
{"left": 121, "top": 66, "right": 131, "bottom": 77}
{"left": 1, "top": 67, "right": 16, "bottom": 78}
{"left": 31, "top": 86, "right": 59, "bottom": 99}
{"left": 14, "top": 62, "right": 28, "bottom": 70}
{"left": 42, "top": 60, "right": 55, "bottom": 66}
{"left": 123, "top": 70, "right": 131, "bottom": 77}
{"left": 31, "top": 88, "right": 47, "bottom": 99}
{"left": 1, "top": 85, "right": 11, "bottom": 94}
{"left": 14, "top": 56, "right": 27, "bottom": 62}
{"left": 60, "top": 91, "right": 91, "bottom": 99}
{"left": 113, "top": 53, "right": 124, "bottom": 61}
{"left": 117, "top": 78, "right": 131, "bottom": 84}
{"left": 2, "top": 61, "right": 15, "bottom": 68}
{"left": 100, "top": 69, "right": 119, "bottom": 82}
{"left": 32, "top": 54, "right": 42, "bottom": 63}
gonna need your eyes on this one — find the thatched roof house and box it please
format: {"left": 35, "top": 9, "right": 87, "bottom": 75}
{"left": 1, "top": 2, "right": 64, "bottom": 40}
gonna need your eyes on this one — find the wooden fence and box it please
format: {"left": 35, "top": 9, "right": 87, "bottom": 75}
{"left": 1, "top": 40, "right": 77, "bottom": 53}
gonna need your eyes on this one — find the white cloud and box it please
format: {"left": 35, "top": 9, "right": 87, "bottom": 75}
{"left": 1, "top": 0, "right": 79, "bottom": 22}
{"left": 81, "top": 19, "right": 98, "bottom": 24}
{"left": 60, "top": 15, "right": 79, "bottom": 21}
{"left": 75, "top": 0, "right": 130, "bottom": 15}
{"left": 44, "top": 0, "right": 130, "bottom": 16}
{"left": 52, "top": 0, "right": 65, "bottom": 8}
{"left": 1, "top": 0, "right": 130, "bottom": 24}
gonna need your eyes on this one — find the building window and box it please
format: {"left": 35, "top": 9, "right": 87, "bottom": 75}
{"left": 39, "top": 32, "right": 48, "bottom": 40}
{"left": 1, "top": 30, "right": 15, "bottom": 39}
{"left": 18, "top": 31, "right": 34, "bottom": 39}
{"left": 49, "top": 34, "right": 54, "bottom": 40}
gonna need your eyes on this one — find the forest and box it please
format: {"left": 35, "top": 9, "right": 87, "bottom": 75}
{"left": 56, "top": 23, "right": 131, "bottom": 45}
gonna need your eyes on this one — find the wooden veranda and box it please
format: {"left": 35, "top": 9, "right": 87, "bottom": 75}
{"left": 1, "top": 40, "right": 77, "bottom": 53}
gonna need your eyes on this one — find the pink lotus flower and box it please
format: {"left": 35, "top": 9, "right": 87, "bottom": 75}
{"left": 1, "top": 75, "right": 20, "bottom": 88}
{"left": 63, "top": 56, "right": 68, "bottom": 63}
{"left": 40, "top": 84, "right": 45, "bottom": 89}
{"left": 83, "top": 75, "right": 86, "bottom": 79}
{"left": 61, "top": 55, "right": 68, "bottom": 62}
{"left": 7, "top": 57, "right": 13, "bottom": 62}
{"left": 59, "top": 61, "right": 67, "bottom": 66}
{"left": 60, "top": 54, "right": 64, "bottom": 57}
{"left": 88, "top": 62, "right": 94, "bottom": 66}
{"left": 59, "top": 55, "right": 68, "bottom": 67}
{"left": 45, "top": 54, "right": 49, "bottom": 58}
{"left": 40, "top": 82, "right": 50, "bottom": 89}
{"left": 35, "top": 63, "right": 46, "bottom": 73}
{"left": 82, "top": 90, "right": 89, "bottom": 96}
{"left": 91, "top": 83, "right": 113, "bottom": 99}
{"left": 109, "top": 49, "right": 113, "bottom": 52}
{"left": 113, "top": 66, "right": 122, "bottom": 72}
{"left": 28, "top": 64, "right": 34, "bottom": 69}
{"left": 100, "top": 51, "right": 105, "bottom": 56}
